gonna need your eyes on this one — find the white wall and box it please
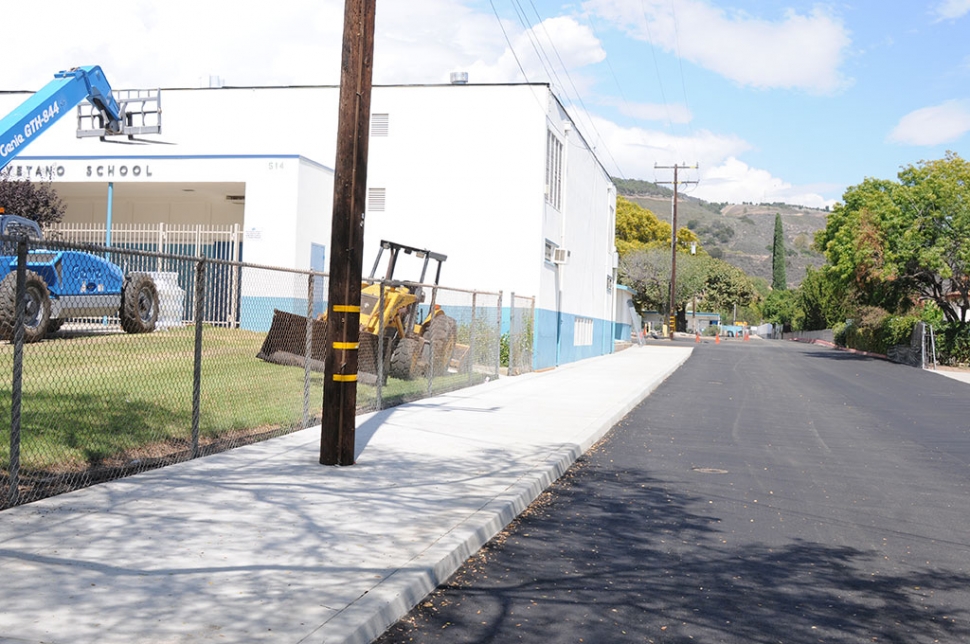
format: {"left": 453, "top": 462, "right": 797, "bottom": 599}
{"left": 363, "top": 84, "right": 549, "bottom": 294}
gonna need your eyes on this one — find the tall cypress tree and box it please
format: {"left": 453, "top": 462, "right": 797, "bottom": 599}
{"left": 772, "top": 213, "right": 787, "bottom": 290}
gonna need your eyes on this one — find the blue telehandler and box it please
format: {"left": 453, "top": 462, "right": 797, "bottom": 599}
{"left": 0, "top": 67, "right": 162, "bottom": 342}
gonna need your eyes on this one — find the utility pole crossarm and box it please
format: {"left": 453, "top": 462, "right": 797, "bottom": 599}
{"left": 654, "top": 163, "right": 699, "bottom": 340}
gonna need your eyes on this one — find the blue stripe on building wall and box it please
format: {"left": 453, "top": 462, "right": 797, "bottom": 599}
{"left": 239, "top": 298, "right": 616, "bottom": 372}
{"left": 615, "top": 322, "right": 632, "bottom": 342}
{"left": 534, "top": 308, "right": 615, "bottom": 370}
{"left": 240, "top": 296, "right": 311, "bottom": 332}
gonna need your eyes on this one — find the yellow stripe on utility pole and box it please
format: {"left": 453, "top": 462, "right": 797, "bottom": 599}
{"left": 332, "top": 374, "right": 357, "bottom": 382}
{"left": 332, "top": 305, "right": 360, "bottom": 313}
{"left": 332, "top": 342, "right": 359, "bottom": 350}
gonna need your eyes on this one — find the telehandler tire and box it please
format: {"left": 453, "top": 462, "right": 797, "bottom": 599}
{"left": 120, "top": 273, "right": 159, "bottom": 334}
{"left": 0, "top": 270, "right": 51, "bottom": 343}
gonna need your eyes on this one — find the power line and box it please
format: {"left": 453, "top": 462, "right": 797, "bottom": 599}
{"left": 488, "top": 0, "right": 530, "bottom": 83}
{"left": 667, "top": 0, "right": 700, "bottom": 173}
{"left": 489, "top": 0, "right": 626, "bottom": 179}
{"left": 521, "top": 0, "right": 620, "bottom": 176}
{"left": 639, "top": 0, "right": 675, "bottom": 130}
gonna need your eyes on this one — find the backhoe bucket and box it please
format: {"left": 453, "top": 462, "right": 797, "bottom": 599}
{"left": 256, "top": 309, "right": 328, "bottom": 371}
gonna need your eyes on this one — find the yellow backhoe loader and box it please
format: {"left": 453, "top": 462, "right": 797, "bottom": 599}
{"left": 257, "top": 240, "right": 460, "bottom": 382}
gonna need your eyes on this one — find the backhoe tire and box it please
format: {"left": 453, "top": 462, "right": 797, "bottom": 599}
{"left": 425, "top": 314, "right": 458, "bottom": 376}
{"left": 120, "top": 273, "right": 159, "bottom": 334}
{"left": 0, "top": 270, "right": 51, "bottom": 343}
{"left": 389, "top": 337, "right": 423, "bottom": 380}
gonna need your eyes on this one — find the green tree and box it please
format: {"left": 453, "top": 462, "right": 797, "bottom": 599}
{"left": 816, "top": 152, "right": 970, "bottom": 324}
{"left": 618, "top": 247, "right": 672, "bottom": 314}
{"left": 762, "top": 288, "right": 800, "bottom": 330}
{"left": 702, "top": 259, "right": 758, "bottom": 316}
{"left": 797, "top": 266, "right": 849, "bottom": 331}
{"left": 619, "top": 249, "right": 756, "bottom": 331}
{"left": 0, "top": 176, "right": 65, "bottom": 229}
{"left": 772, "top": 213, "right": 787, "bottom": 290}
{"left": 615, "top": 195, "right": 700, "bottom": 258}
{"left": 615, "top": 196, "right": 668, "bottom": 257}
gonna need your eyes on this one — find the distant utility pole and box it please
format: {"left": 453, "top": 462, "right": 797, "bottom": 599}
{"left": 321, "top": 0, "right": 377, "bottom": 466}
{"left": 655, "top": 163, "right": 698, "bottom": 340}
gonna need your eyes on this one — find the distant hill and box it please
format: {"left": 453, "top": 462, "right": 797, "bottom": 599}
{"left": 613, "top": 178, "right": 829, "bottom": 287}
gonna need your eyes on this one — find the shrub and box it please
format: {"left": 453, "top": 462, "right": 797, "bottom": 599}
{"left": 934, "top": 323, "right": 970, "bottom": 366}
{"left": 837, "top": 311, "right": 918, "bottom": 355}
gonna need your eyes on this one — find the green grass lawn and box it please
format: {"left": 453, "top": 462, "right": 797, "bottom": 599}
{"left": 0, "top": 326, "right": 483, "bottom": 473}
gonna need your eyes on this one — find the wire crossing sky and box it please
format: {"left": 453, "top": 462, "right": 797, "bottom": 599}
{"left": 2, "top": 0, "right": 968, "bottom": 208}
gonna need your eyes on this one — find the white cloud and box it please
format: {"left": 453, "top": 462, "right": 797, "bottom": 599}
{"left": 0, "top": 0, "right": 348, "bottom": 89}
{"left": 584, "top": 0, "right": 851, "bottom": 93}
{"left": 933, "top": 0, "right": 970, "bottom": 21}
{"left": 888, "top": 100, "right": 970, "bottom": 146}
{"left": 692, "top": 157, "right": 835, "bottom": 208}
{"left": 0, "top": 0, "right": 837, "bottom": 208}
{"left": 574, "top": 113, "right": 833, "bottom": 207}
{"left": 0, "top": 0, "right": 520, "bottom": 89}
{"left": 462, "top": 15, "right": 605, "bottom": 90}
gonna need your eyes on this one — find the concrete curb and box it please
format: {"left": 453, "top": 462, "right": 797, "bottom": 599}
{"left": 317, "top": 349, "right": 692, "bottom": 644}
{"left": 789, "top": 337, "right": 890, "bottom": 361}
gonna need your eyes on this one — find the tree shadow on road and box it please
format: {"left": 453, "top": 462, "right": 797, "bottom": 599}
{"left": 377, "top": 457, "right": 970, "bottom": 644}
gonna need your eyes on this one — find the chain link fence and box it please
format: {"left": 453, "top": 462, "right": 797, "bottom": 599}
{"left": 888, "top": 321, "right": 938, "bottom": 369}
{"left": 508, "top": 292, "right": 535, "bottom": 375}
{"left": 0, "top": 232, "right": 508, "bottom": 509}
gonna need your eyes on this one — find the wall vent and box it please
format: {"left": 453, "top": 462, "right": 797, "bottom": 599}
{"left": 553, "top": 248, "right": 570, "bottom": 264}
{"left": 371, "top": 113, "right": 389, "bottom": 137}
{"left": 368, "top": 187, "right": 386, "bottom": 212}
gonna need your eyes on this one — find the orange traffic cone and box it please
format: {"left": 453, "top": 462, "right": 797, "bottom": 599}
{"left": 695, "top": 332, "right": 700, "bottom": 343}
{"left": 715, "top": 333, "right": 720, "bottom": 345}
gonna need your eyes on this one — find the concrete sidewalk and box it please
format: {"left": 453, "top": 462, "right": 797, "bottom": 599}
{"left": 0, "top": 345, "right": 691, "bottom": 644}
{"left": 930, "top": 368, "right": 970, "bottom": 384}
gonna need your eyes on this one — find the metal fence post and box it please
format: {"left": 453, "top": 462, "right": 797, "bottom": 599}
{"left": 469, "top": 292, "right": 477, "bottom": 385}
{"left": 528, "top": 295, "right": 536, "bottom": 373}
{"left": 7, "top": 238, "right": 27, "bottom": 506}
{"left": 229, "top": 223, "right": 240, "bottom": 328}
{"left": 376, "top": 281, "right": 385, "bottom": 410}
{"left": 303, "top": 274, "right": 314, "bottom": 428}
{"left": 191, "top": 257, "right": 206, "bottom": 458}
{"left": 495, "top": 291, "right": 503, "bottom": 378}
{"left": 509, "top": 292, "right": 517, "bottom": 376}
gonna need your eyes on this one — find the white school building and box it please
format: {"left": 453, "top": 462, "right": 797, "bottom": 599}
{"left": 0, "top": 80, "right": 618, "bottom": 370}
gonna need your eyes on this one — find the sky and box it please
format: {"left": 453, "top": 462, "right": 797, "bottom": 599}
{"left": 2, "top": 0, "right": 969, "bottom": 209}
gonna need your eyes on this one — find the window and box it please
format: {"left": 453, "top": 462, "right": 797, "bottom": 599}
{"left": 371, "top": 113, "right": 389, "bottom": 137}
{"left": 574, "top": 317, "right": 593, "bottom": 346}
{"left": 544, "top": 239, "right": 556, "bottom": 264}
{"left": 367, "top": 187, "right": 386, "bottom": 212}
{"left": 545, "top": 130, "right": 563, "bottom": 210}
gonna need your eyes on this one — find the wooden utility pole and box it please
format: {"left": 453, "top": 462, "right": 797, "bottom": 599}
{"left": 321, "top": 0, "right": 377, "bottom": 466}
{"left": 655, "top": 163, "right": 698, "bottom": 340}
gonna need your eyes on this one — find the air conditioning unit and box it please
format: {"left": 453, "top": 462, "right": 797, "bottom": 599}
{"left": 553, "top": 248, "right": 570, "bottom": 264}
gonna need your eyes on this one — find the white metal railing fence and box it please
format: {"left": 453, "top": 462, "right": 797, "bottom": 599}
{"left": 49, "top": 223, "right": 242, "bottom": 326}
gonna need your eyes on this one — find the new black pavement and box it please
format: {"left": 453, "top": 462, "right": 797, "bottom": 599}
{"left": 376, "top": 339, "right": 970, "bottom": 644}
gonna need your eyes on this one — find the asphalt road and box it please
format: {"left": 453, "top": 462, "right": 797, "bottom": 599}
{"left": 374, "top": 339, "right": 970, "bottom": 644}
